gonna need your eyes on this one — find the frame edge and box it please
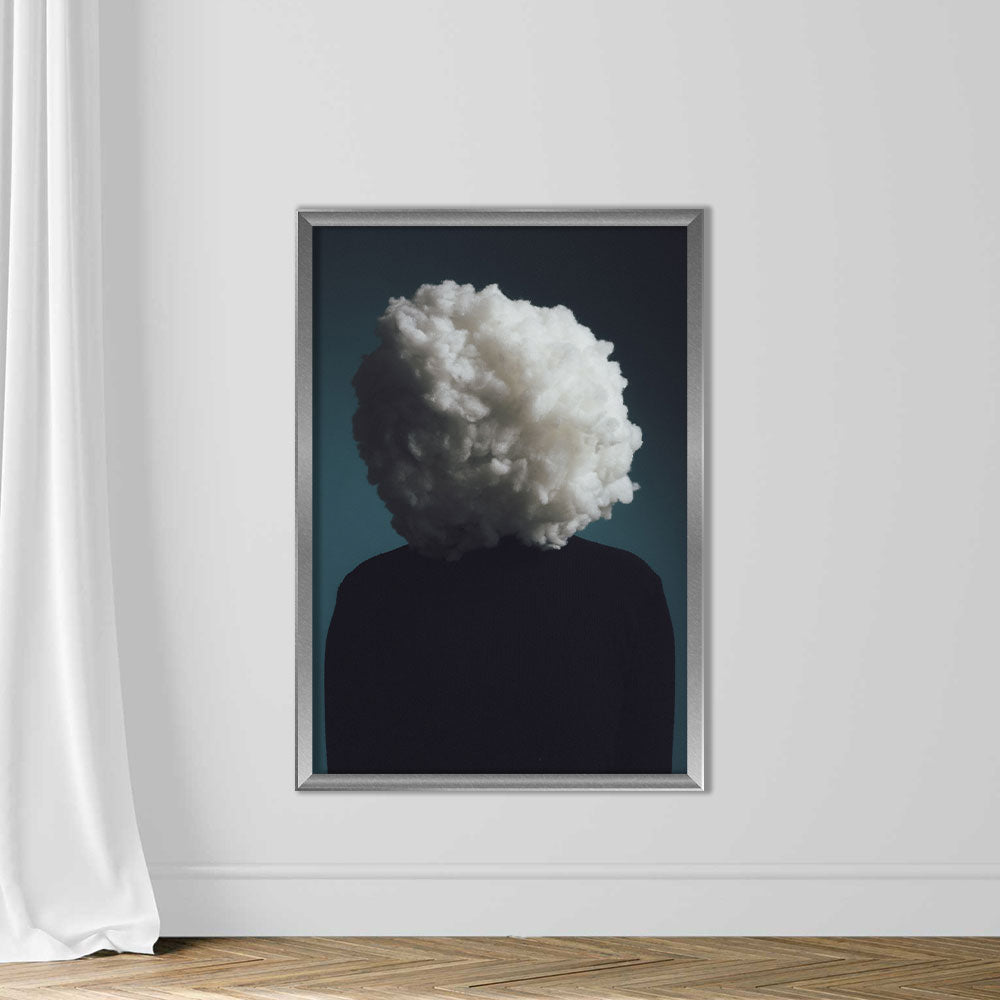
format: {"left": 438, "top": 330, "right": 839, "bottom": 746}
{"left": 294, "top": 207, "right": 706, "bottom": 791}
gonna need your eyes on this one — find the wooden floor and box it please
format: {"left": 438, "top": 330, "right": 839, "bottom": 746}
{"left": 3, "top": 937, "right": 1000, "bottom": 998}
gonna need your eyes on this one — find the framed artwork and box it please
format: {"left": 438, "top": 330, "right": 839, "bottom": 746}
{"left": 296, "top": 209, "right": 704, "bottom": 790}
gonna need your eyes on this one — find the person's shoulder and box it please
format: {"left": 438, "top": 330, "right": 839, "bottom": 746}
{"left": 564, "top": 536, "right": 663, "bottom": 587}
{"left": 338, "top": 545, "right": 414, "bottom": 591}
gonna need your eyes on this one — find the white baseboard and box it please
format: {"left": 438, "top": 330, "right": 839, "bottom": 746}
{"left": 149, "top": 861, "right": 1000, "bottom": 881}
{"left": 149, "top": 863, "right": 1000, "bottom": 937}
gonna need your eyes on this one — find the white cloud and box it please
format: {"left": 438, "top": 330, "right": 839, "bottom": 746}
{"left": 352, "top": 281, "right": 642, "bottom": 559}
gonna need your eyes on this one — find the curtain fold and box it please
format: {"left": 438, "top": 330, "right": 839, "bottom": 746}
{"left": 0, "top": 0, "right": 159, "bottom": 962}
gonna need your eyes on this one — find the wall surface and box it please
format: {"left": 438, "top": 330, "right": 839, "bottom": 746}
{"left": 99, "top": 0, "right": 1000, "bottom": 935}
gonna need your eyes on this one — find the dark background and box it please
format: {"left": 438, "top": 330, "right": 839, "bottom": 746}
{"left": 312, "top": 224, "right": 688, "bottom": 773}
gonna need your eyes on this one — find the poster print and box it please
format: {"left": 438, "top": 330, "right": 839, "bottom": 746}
{"left": 296, "top": 210, "right": 703, "bottom": 790}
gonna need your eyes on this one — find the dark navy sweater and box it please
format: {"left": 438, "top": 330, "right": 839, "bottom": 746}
{"left": 324, "top": 535, "right": 675, "bottom": 774}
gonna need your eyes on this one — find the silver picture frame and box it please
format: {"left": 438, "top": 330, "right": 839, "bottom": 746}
{"left": 296, "top": 208, "right": 705, "bottom": 791}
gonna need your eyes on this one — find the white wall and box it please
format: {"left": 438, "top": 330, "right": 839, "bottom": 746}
{"left": 98, "top": 0, "right": 1000, "bottom": 936}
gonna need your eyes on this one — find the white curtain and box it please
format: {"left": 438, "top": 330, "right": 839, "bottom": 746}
{"left": 0, "top": 0, "right": 158, "bottom": 962}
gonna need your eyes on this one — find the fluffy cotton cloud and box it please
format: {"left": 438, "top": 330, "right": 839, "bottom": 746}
{"left": 352, "top": 280, "right": 642, "bottom": 560}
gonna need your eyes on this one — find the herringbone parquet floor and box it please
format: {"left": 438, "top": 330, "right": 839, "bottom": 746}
{"left": 2, "top": 937, "right": 1000, "bottom": 999}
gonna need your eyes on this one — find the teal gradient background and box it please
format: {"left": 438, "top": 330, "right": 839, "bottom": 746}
{"left": 312, "top": 225, "right": 688, "bottom": 774}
